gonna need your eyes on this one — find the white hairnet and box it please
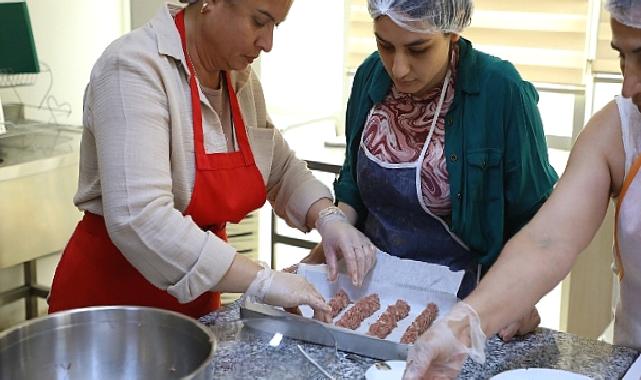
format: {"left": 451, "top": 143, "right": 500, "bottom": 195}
{"left": 368, "top": 0, "right": 473, "bottom": 34}
{"left": 606, "top": 0, "right": 641, "bottom": 29}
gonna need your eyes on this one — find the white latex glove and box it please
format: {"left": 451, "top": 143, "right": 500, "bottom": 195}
{"left": 245, "top": 264, "right": 331, "bottom": 317}
{"left": 403, "top": 302, "right": 487, "bottom": 380}
{"left": 315, "top": 206, "right": 377, "bottom": 286}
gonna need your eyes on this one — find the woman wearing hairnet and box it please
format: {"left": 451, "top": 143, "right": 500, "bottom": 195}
{"left": 402, "top": 0, "right": 641, "bottom": 378}
{"left": 307, "top": 0, "right": 557, "bottom": 337}
{"left": 47, "top": 0, "right": 377, "bottom": 319}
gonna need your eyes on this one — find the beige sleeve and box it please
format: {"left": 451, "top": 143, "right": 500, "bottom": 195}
{"left": 266, "top": 123, "right": 333, "bottom": 232}
{"left": 86, "top": 45, "right": 235, "bottom": 304}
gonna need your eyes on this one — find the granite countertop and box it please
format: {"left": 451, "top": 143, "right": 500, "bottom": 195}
{"left": 200, "top": 300, "right": 639, "bottom": 379}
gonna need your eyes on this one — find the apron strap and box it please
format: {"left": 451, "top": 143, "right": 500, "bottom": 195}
{"left": 224, "top": 71, "right": 255, "bottom": 165}
{"left": 175, "top": 10, "right": 254, "bottom": 167}
{"left": 175, "top": 11, "right": 207, "bottom": 161}
{"left": 614, "top": 153, "right": 641, "bottom": 280}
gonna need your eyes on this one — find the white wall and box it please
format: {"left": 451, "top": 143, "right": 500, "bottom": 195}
{"left": 259, "top": 0, "right": 345, "bottom": 129}
{"left": 0, "top": 0, "right": 129, "bottom": 126}
{"left": 255, "top": 0, "right": 347, "bottom": 266}
{"left": 130, "top": 0, "right": 166, "bottom": 29}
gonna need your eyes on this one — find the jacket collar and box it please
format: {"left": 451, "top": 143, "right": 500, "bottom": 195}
{"left": 368, "top": 37, "right": 481, "bottom": 104}
{"left": 455, "top": 38, "right": 480, "bottom": 95}
{"left": 150, "top": 4, "right": 185, "bottom": 65}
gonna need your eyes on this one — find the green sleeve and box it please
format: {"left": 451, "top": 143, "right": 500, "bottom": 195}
{"left": 503, "top": 80, "right": 559, "bottom": 238}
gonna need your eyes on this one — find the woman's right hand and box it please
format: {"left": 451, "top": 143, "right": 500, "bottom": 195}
{"left": 245, "top": 266, "right": 331, "bottom": 318}
{"left": 403, "top": 302, "right": 487, "bottom": 380}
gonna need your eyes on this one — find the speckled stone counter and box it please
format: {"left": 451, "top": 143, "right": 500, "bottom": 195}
{"left": 459, "top": 328, "right": 638, "bottom": 380}
{"left": 200, "top": 301, "right": 639, "bottom": 379}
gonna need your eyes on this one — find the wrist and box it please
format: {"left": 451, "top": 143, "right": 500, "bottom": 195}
{"left": 447, "top": 318, "right": 472, "bottom": 347}
{"left": 448, "top": 302, "right": 487, "bottom": 363}
{"left": 336, "top": 202, "right": 358, "bottom": 226}
{"left": 464, "top": 297, "right": 494, "bottom": 336}
{"left": 305, "top": 197, "right": 334, "bottom": 230}
{"left": 244, "top": 262, "right": 274, "bottom": 304}
{"left": 315, "top": 206, "right": 348, "bottom": 230}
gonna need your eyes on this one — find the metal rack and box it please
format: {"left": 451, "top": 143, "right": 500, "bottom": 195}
{"left": 0, "top": 253, "right": 55, "bottom": 320}
{"left": 0, "top": 67, "right": 38, "bottom": 134}
{"left": 0, "top": 72, "right": 37, "bottom": 89}
{"left": 0, "top": 63, "right": 73, "bottom": 136}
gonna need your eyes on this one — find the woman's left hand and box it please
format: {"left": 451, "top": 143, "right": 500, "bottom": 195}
{"left": 403, "top": 302, "right": 487, "bottom": 380}
{"left": 315, "top": 207, "right": 377, "bottom": 287}
{"left": 498, "top": 307, "right": 541, "bottom": 341}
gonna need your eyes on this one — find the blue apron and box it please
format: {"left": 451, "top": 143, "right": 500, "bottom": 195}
{"left": 356, "top": 70, "right": 479, "bottom": 298}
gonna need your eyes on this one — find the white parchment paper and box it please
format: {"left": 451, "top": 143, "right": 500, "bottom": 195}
{"left": 296, "top": 250, "right": 463, "bottom": 343}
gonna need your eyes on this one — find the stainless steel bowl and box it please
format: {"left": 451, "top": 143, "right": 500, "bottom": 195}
{"left": 0, "top": 306, "right": 216, "bottom": 380}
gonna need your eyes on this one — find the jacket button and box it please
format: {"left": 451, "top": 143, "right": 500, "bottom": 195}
{"left": 457, "top": 192, "right": 462, "bottom": 200}
{"left": 446, "top": 117, "right": 453, "bottom": 126}
{"left": 450, "top": 154, "right": 458, "bottom": 162}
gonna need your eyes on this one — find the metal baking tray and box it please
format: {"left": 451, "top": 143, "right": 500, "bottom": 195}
{"left": 240, "top": 299, "right": 409, "bottom": 361}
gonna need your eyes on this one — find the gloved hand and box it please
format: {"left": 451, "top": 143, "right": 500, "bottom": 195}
{"left": 301, "top": 243, "right": 327, "bottom": 265}
{"left": 403, "top": 302, "right": 487, "bottom": 380}
{"left": 245, "top": 264, "right": 331, "bottom": 318}
{"left": 315, "top": 206, "right": 377, "bottom": 286}
{"left": 498, "top": 307, "right": 541, "bottom": 342}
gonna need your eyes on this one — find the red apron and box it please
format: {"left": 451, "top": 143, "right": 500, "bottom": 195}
{"left": 48, "top": 10, "right": 267, "bottom": 318}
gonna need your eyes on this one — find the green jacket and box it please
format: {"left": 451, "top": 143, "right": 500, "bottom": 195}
{"left": 334, "top": 38, "right": 558, "bottom": 267}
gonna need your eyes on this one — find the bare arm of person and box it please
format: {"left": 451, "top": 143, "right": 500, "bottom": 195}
{"left": 211, "top": 254, "right": 262, "bottom": 293}
{"left": 402, "top": 101, "right": 625, "bottom": 379}
{"left": 466, "top": 100, "right": 624, "bottom": 337}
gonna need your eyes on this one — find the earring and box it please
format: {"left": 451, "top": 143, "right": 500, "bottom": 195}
{"left": 200, "top": 2, "right": 209, "bottom": 14}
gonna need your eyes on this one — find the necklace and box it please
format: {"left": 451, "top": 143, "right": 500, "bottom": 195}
{"left": 186, "top": 50, "right": 221, "bottom": 89}
{"left": 185, "top": 51, "right": 236, "bottom": 150}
